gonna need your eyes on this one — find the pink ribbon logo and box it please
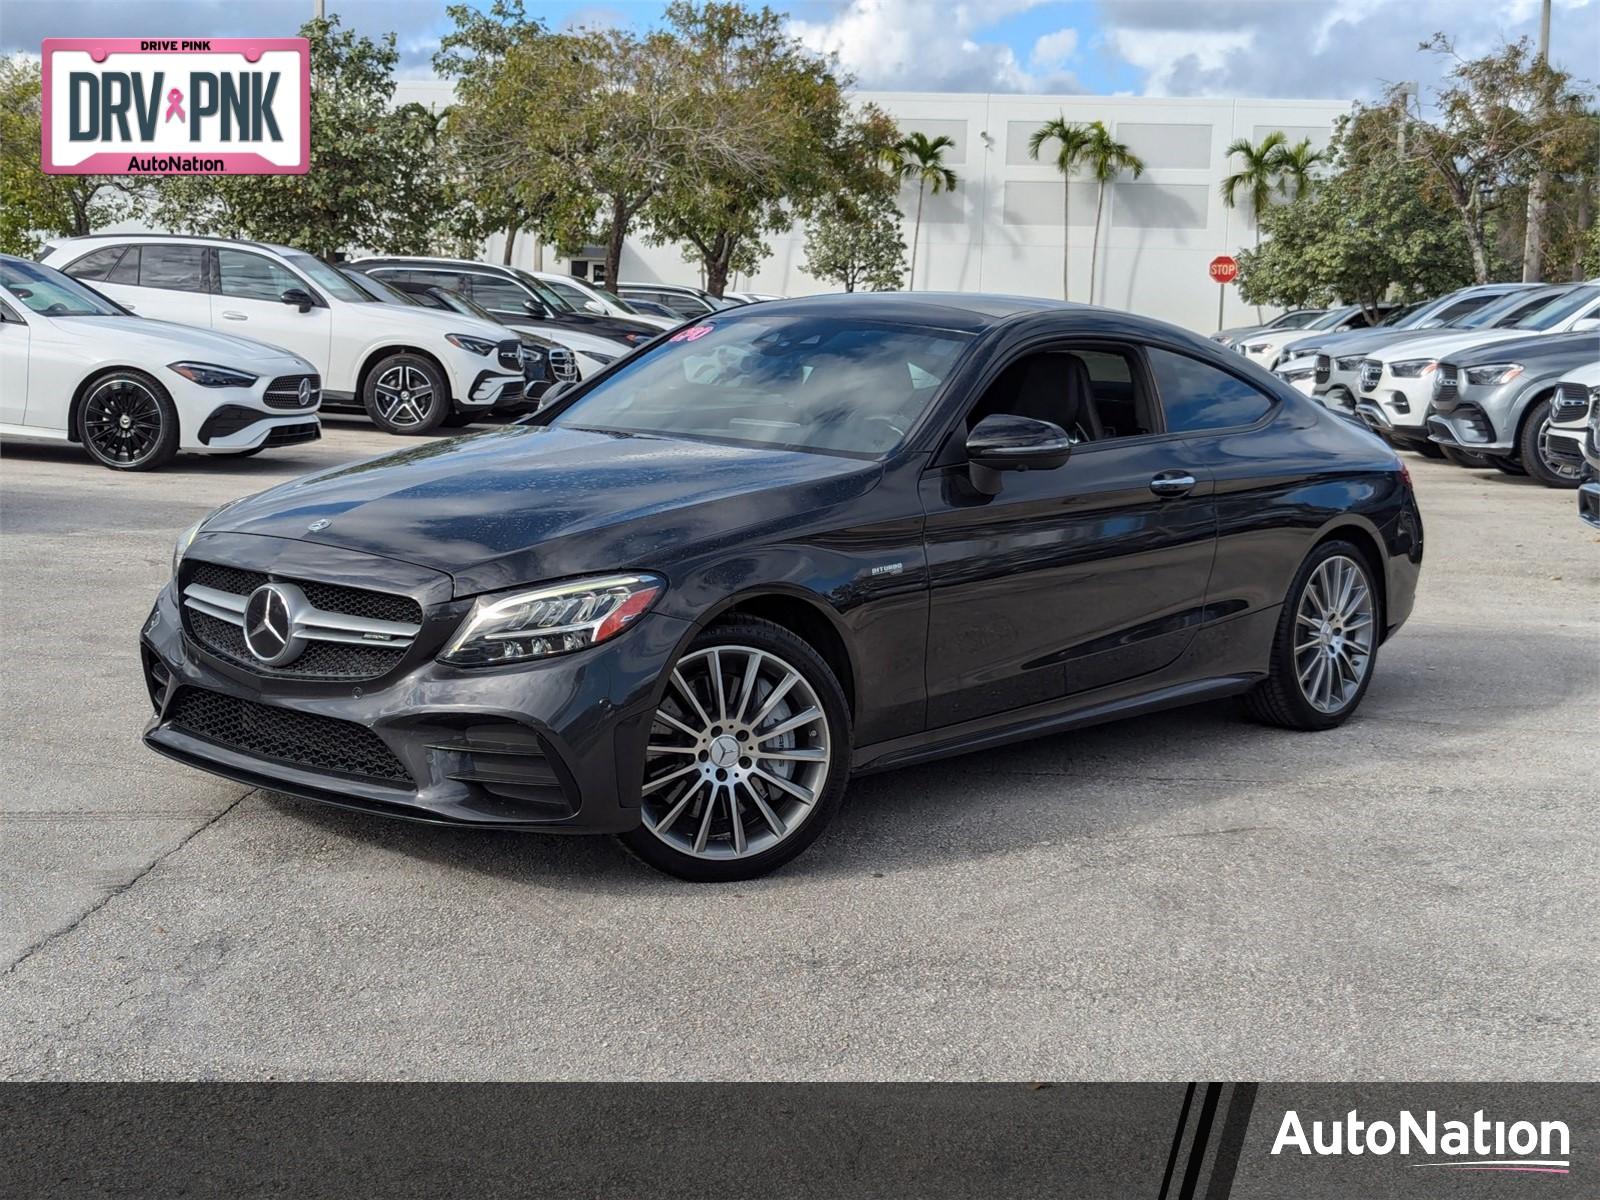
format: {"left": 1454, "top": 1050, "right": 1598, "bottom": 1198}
{"left": 164, "top": 88, "right": 185, "bottom": 123}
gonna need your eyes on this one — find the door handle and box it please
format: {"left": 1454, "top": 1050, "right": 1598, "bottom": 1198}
{"left": 221, "top": 311, "right": 247, "bottom": 321}
{"left": 1149, "top": 472, "right": 1197, "bottom": 498}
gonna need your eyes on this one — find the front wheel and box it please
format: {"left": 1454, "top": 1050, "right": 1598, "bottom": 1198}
{"left": 1518, "top": 398, "right": 1583, "bottom": 489}
{"left": 77, "top": 369, "right": 179, "bottom": 471}
{"left": 1412, "top": 440, "right": 1445, "bottom": 459}
{"left": 362, "top": 353, "right": 450, "bottom": 435}
{"left": 1245, "top": 541, "right": 1379, "bottom": 731}
{"left": 619, "top": 617, "right": 852, "bottom": 882}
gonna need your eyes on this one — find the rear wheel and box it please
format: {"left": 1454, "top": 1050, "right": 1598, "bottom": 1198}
{"left": 1518, "top": 398, "right": 1583, "bottom": 489}
{"left": 1440, "top": 445, "right": 1493, "bottom": 468}
{"left": 362, "top": 353, "right": 449, "bottom": 435}
{"left": 619, "top": 617, "right": 851, "bottom": 882}
{"left": 1245, "top": 541, "right": 1379, "bottom": 731}
{"left": 77, "top": 370, "right": 179, "bottom": 471}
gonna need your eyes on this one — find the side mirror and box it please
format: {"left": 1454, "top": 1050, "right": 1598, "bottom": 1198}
{"left": 965, "top": 413, "right": 1072, "bottom": 495}
{"left": 281, "top": 288, "right": 314, "bottom": 313}
{"left": 1569, "top": 316, "right": 1600, "bottom": 333}
{"left": 522, "top": 298, "right": 548, "bottom": 319}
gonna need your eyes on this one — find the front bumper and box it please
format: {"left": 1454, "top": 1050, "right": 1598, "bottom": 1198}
{"left": 140, "top": 546, "right": 689, "bottom": 834}
{"left": 1425, "top": 401, "right": 1508, "bottom": 453}
{"left": 1579, "top": 481, "right": 1600, "bottom": 529}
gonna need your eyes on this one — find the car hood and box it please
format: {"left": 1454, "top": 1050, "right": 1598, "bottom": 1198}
{"left": 53, "top": 315, "right": 313, "bottom": 367}
{"left": 206, "top": 423, "right": 877, "bottom": 597}
{"left": 341, "top": 300, "right": 509, "bottom": 344}
{"left": 1439, "top": 330, "right": 1599, "bottom": 368}
{"left": 1369, "top": 329, "right": 1531, "bottom": 363}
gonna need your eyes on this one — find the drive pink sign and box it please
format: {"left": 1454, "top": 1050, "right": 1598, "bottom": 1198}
{"left": 41, "top": 38, "right": 309, "bottom": 175}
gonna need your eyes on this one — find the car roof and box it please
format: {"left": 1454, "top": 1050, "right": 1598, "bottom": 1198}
{"left": 354, "top": 256, "right": 515, "bottom": 274}
{"left": 688, "top": 290, "right": 1080, "bottom": 333}
{"left": 45, "top": 232, "right": 301, "bottom": 257}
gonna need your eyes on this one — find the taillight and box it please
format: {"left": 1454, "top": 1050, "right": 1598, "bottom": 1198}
{"left": 1396, "top": 459, "right": 1413, "bottom": 490}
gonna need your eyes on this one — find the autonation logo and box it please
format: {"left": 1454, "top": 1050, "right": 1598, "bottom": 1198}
{"left": 1272, "top": 1109, "right": 1571, "bottom": 1175}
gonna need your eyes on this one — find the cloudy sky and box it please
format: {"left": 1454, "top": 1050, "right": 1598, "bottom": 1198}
{"left": 3, "top": 0, "right": 1595, "bottom": 98}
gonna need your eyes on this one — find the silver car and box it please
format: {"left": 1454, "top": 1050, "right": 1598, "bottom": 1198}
{"left": 1426, "top": 332, "right": 1600, "bottom": 487}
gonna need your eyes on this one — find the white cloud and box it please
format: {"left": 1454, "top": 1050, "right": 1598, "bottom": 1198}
{"left": 788, "top": 0, "right": 1083, "bottom": 93}
{"left": 1029, "top": 28, "right": 1079, "bottom": 73}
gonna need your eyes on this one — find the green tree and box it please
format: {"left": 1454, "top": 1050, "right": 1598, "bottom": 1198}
{"left": 1400, "top": 34, "right": 1595, "bottom": 282}
{"left": 0, "top": 56, "right": 145, "bottom": 255}
{"left": 1220, "top": 131, "right": 1289, "bottom": 244}
{"left": 1236, "top": 129, "right": 1472, "bottom": 318}
{"left": 888, "top": 131, "right": 958, "bottom": 290}
{"left": 1027, "top": 116, "right": 1094, "bottom": 300}
{"left": 803, "top": 189, "right": 906, "bottom": 292}
{"left": 148, "top": 16, "right": 448, "bottom": 256}
{"left": 1277, "top": 137, "right": 1328, "bottom": 199}
{"left": 1083, "top": 121, "right": 1144, "bottom": 305}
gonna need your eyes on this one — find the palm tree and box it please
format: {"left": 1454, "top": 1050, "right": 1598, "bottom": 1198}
{"left": 1082, "top": 122, "right": 1145, "bottom": 305}
{"left": 1028, "top": 116, "right": 1095, "bottom": 300}
{"left": 889, "top": 132, "right": 959, "bottom": 290}
{"left": 1220, "top": 130, "right": 1289, "bottom": 249}
{"left": 1275, "top": 137, "right": 1327, "bottom": 200}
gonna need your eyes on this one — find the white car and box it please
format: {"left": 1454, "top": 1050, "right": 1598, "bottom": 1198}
{"left": 533, "top": 272, "right": 676, "bottom": 330}
{"left": 41, "top": 236, "right": 525, "bottom": 435}
{"left": 1235, "top": 304, "right": 1397, "bottom": 370}
{"left": 1272, "top": 355, "right": 1319, "bottom": 396}
{"left": 1545, "top": 362, "right": 1599, "bottom": 526}
{"left": 1353, "top": 285, "right": 1600, "bottom": 454}
{"left": 1, "top": 255, "right": 320, "bottom": 470}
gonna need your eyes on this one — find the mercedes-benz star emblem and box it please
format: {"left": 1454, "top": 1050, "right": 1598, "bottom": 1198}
{"left": 242, "top": 583, "right": 304, "bottom": 666}
{"left": 297, "top": 377, "right": 314, "bottom": 407}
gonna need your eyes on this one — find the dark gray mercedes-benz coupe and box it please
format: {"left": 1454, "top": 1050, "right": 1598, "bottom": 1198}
{"left": 142, "top": 293, "right": 1424, "bottom": 880}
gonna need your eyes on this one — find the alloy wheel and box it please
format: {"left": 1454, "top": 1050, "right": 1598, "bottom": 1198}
{"left": 1293, "top": 554, "right": 1375, "bottom": 715}
{"left": 640, "top": 645, "right": 832, "bottom": 861}
{"left": 82, "top": 377, "right": 164, "bottom": 466}
{"left": 372, "top": 364, "right": 436, "bottom": 429}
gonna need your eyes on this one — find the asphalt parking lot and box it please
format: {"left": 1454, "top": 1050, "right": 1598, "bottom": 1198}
{"left": 1, "top": 418, "right": 1597, "bottom": 1081}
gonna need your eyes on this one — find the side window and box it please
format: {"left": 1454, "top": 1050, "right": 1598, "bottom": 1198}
{"left": 659, "top": 293, "right": 708, "bottom": 318}
{"left": 137, "top": 245, "right": 207, "bottom": 292}
{"left": 966, "top": 347, "right": 1154, "bottom": 443}
{"left": 62, "top": 246, "right": 127, "bottom": 281}
{"left": 469, "top": 275, "right": 535, "bottom": 315}
{"left": 106, "top": 245, "right": 140, "bottom": 285}
{"left": 217, "top": 249, "right": 302, "bottom": 301}
{"left": 1431, "top": 295, "right": 1492, "bottom": 324}
{"left": 1146, "top": 347, "right": 1275, "bottom": 433}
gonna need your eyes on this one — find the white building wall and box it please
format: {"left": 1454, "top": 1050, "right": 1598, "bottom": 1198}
{"left": 533, "top": 91, "right": 1349, "bottom": 333}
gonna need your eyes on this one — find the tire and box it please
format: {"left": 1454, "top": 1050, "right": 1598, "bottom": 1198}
{"left": 618, "top": 616, "right": 852, "bottom": 882}
{"left": 77, "top": 369, "right": 179, "bottom": 471}
{"left": 1244, "top": 540, "right": 1380, "bottom": 732}
{"left": 362, "top": 352, "right": 450, "bottom": 435}
{"left": 1490, "top": 456, "right": 1527, "bottom": 476}
{"left": 1518, "top": 398, "right": 1583, "bottom": 489}
{"left": 1440, "top": 445, "right": 1493, "bottom": 468}
{"left": 1413, "top": 439, "right": 1445, "bottom": 459}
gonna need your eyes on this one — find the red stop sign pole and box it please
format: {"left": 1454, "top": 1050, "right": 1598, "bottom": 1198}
{"left": 1209, "top": 255, "right": 1239, "bottom": 331}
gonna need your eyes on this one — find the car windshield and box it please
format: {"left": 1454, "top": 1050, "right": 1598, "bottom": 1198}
{"left": 1510, "top": 285, "right": 1599, "bottom": 330}
{"left": 1272, "top": 310, "right": 1324, "bottom": 329}
{"left": 1307, "top": 306, "right": 1357, "bottom": 330}
{"left": 1377, "top": 305, "right": 1417, "bottom": 326}
{"left": 1, "top": 258, "right": 125, "bottom": 316}
{"left": 550, "top": 315, "right": 971, "bottom": 457}
{"left": 342, "top": 270, "right": 412, "bottom": 305}
{"left": 510, "top": 269, "right": 577, "bottom": 314}
{"left": 593, "top": 285, "right": 641, "bottom": 313}
{"left": 283, "top": 252, "right": 370, "bottom": 302}
{"left": 1458, "top": 288, "right": 1565, "bottom": 329}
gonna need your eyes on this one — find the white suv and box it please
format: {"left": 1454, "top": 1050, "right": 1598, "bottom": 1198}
{"left": 42, "top": 236, "right": 525, "bottom": 435}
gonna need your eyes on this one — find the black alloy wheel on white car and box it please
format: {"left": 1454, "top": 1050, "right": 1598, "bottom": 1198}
{"left": 620, "top": 617, "right": 851, "bottom": 882}
{"left": 77, "top": 369, "right": 179, "bottom": 471}
{"left": 363, "top": 352, "right": 451, "bottom": 435}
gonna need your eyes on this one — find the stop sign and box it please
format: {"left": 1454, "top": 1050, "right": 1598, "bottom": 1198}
{"left": 1209, "top": 255, "right": 1239, "bottom": 284}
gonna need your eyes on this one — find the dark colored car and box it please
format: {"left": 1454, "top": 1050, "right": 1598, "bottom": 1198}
{"left": 338, "top": 268, "right": 580, "bottom": 414}
{"left": 350, "top": 258, "right": 658, "bottom": 350}
{"left": 142, "top": 294, "right": 1423, "bottom": 881}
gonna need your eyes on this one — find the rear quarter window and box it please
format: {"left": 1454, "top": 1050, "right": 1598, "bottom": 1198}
{"left": 1147, "top": 347, "right": 1276, "bottom": 433}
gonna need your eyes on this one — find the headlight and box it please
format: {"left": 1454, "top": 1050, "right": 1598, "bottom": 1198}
{"left": 1464, "top": 363, "right": 1523, "bottom": 386}
{"left": 171, "top": 497, "right": 244, "bottom": 576}
{"left": 1278, "top": 365, "right": 1316, "bottom": 382}
{"left": 168, "top": 361, "right": 258, "bottom": 387}
{"left": 1243, "top": 341, "right": 1272, "bottom": 355}
{"left": 1334, "top": 356, "right": 1364, "bottom": 371}
{"left": 445, "top": 333, "right": 498, "bottom": 355}
{"left": 1388, "top": 359, "right": 1436, "bottom": 379}
{"left": 521, "top": 345, "right": 544, "bottom": 363}
{"left": 1213, "top": 335, "right": 1235, "bottom": 347}
{"left": 440, "top": 573, "right": 664, "bottom": 667}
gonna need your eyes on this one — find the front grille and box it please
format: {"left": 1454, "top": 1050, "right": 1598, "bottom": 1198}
{"left": 1434, "top": 366, "right": 1459, "bottom": 404}
{"left": 182, "top": 560, "right": 421, "bottom": 679}
{"left": 497, "top": 340, "right": 523, "bottom": 373}
{"left": 1552, "top": 381, "right": 1589, "bottom": 424}
{"left": 1313, "top": 355, "right": 1330, "bottom": 384}
{"left": 168, "top": 687, "right": 410, "bottom": 785}
{"left": 1359, "top": 359, "right": 1382, "bottom": 392}
{"left": 548, "top": 347, "right": 578, "bottom": 382}
{"left": 263, "top": 373, "right": 321, "bottom": 410}
{"left": 263, "top": 422, "right": 320, "bottom": 447}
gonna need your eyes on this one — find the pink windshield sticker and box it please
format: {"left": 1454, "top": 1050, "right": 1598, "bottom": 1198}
{"left": 670, "top": 324, "right": 714, "bottom": 343}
